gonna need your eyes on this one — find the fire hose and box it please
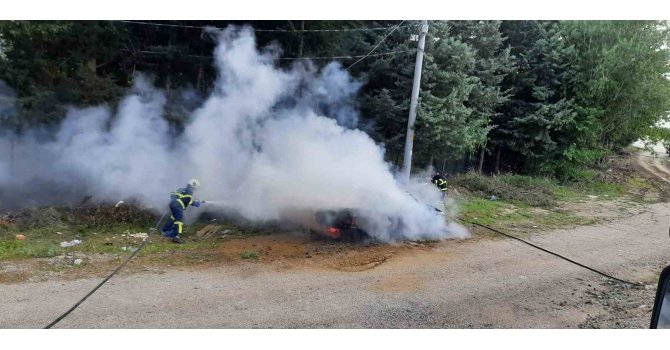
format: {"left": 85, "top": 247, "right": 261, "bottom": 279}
{"left": 461, "top": 219, "right": 642, "bottom": 287}
{"left": 43, "top": 200, "right": 643, "bottom": 328}
{"left": 43, "top": 211, "right": 167, "bottom": 329}
{"left": 414, "top": 191, "right": 642, "bottom": 286}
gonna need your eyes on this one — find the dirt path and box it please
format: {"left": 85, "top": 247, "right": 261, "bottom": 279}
{"left": 637, "top": 151, "right": 670, "bottom": 183}
{"left": 2, "top": 202, "right": 669, "bottom": 328}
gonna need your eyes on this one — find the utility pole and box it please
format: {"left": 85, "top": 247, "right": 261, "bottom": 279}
{"left": 401, "top": 20, "right": 428, "bottom": 184}
{"left": 298, "top": 20, "right": 305, "bottom": 58}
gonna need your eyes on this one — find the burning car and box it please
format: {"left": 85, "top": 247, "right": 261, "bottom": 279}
{"left": 313, "top": 209, "right": 368, "bottom": 241}
{"left": 313, "top": 204, "right": 446, "bottom": 241}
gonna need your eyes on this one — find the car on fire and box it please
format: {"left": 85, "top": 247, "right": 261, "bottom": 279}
{"left": 312, "top": 204, "right": 446, "bottom": 241}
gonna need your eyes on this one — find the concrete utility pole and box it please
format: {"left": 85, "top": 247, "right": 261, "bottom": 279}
{"left": 402, "top": 20, "right": 429, "bottom": 184}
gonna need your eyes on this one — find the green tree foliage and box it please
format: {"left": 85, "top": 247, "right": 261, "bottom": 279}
{"left": 348, "top": 21, "right": 421, "bottom": 164}
{"left": 355, "top": 21, "right": 513, "bottom": 169}
{"left": 1, "top": 20, "right": 669, "bottom": 180}
{"left": 561, "top": 21, "right": 670, "bottom": 150}
{"left": 0, "top": 21, "right": 124, "bottom": 128}
{"left": 415, "top": 21, "right": 512, "bottom": 168}
{"left": 494, "top": 21, "right": 579, "bottom": 174}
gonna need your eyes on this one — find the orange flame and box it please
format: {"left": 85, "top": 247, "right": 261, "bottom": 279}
{"left": 326, "top": 227, "right": 341, "bottom": 238}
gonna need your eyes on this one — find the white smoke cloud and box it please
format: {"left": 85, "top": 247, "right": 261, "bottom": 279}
{"left": 0, "top": 80, "right": 16, "bottom": 185}
{"left": 0, "top": 26, "right": 468, "bottom": 241}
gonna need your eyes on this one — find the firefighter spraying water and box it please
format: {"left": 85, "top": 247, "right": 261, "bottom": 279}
{"left": 161, "top": 179, "right": 205, "bottom": 244}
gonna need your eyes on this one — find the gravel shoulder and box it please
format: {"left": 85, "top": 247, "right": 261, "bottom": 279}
{"left": 2, "top": 202, "right": 669, "bottom": 328}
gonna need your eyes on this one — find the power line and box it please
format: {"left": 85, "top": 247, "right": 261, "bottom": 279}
{"left": 118, "top": 20, "right": 416, "bottom": 65}
{"left": 279, "top": 49, "right": 414, "bottom": 61}
{"left": 346, "top": 20, "right": 407, "bottom": 70}
{"left": 121, "top": 49, "right": 211, "bottom": 59}
{"left": 117, "top": 20, "right": 416, "bottom": 33}
{"left": 121, "top": 48, "right": 415, "bottom": 61}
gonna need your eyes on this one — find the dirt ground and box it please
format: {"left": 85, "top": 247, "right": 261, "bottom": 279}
{"left": 1, "top": 201, "right": 669, "bottom": 329}
{"left": 1, "top": 151, "right": 669, "bottom": 329}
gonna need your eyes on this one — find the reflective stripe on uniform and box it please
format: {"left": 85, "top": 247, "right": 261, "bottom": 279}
{"left": 174, "top": 221, "right": 183, "bottom": 234}
{"left": 172, "top": 192, "right": 192, "bottom": 200}
{"left": 172, "top": 192, "right": 192, "bottom": 209}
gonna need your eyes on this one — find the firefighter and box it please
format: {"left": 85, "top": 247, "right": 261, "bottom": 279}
{"left": 431, "top": 171, "right": 448, "bottom": 198}
{"left": 161, "top": 179, "right": 203, "bottom": 244}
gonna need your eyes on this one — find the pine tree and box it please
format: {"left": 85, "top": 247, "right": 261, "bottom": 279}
{"left": 446, "top": 21, "right": 514, "bottom": 171}
{"left": 494, "top": 21, "right": 578, "bottom": 174}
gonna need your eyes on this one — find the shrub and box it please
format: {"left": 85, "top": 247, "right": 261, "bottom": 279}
{"left": 454, "top": 172, "right": 556, "bottom": 207}
{"left": 240, "top": 250, "right": 260, "bottom": 260}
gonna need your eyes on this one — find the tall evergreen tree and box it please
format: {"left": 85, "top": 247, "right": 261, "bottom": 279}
{"left": 447, "top": 21, "right": 514, "bottom": 172}
{"left": 495, "top": 20, "right": 578, "bottom": 174}
{"left": 411, "top": 21, "right": 512, "bottom": 170}
{"left": 0, "top": 21, "right": 124, "bottom": 128}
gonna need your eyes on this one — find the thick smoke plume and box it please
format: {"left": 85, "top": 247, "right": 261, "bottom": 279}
{"left": 0, "top": 26, "right": 468, "bottom": 241}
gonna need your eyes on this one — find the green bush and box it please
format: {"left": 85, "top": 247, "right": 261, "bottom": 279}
{"left": 498, "top": 174, "right": 557, "bottom": 189}
{"left": 0, "top": 240, "right": 60, "bottom": 259}
{"left": 550, "top": 145, "right": 610, "bottom": 183}
{"left": 563, "top": 144, "right": 609, "bottom": 166}
{"left": 552, "top": 160, "right": 600, "bottom": 183}
{"left": 240, "top": 250, "right": 260, "bottom": 260}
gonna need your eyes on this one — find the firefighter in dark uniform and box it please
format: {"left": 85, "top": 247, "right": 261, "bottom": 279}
{"left": 161, "top": 179, "right": 203, "bottom": 244}
{"left": 431, "top": 172, "right": 448, "bottom": 199}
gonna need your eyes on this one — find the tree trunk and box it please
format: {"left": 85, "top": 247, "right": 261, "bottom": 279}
{"left": 165, "top": 59, "right": 172, "bottom": 95}
{"left": 478, "top": 144, "right": 486, "bottom": 173}
{"left": 196, "top": 64, "right": 204, "bottom": 92}
{"left": 165, "top": 73, "right": 171, "bottom": 95}
{"left": 166, "top": 40, "right": 173, "bottom": 94}
{"left": 298, "top": 21, "right": 305, "bottom": 57}
{"left": 9, "top": 135, "right": 15, "bottom": 174}
{"left": 87, "top": 58, "right": 96, "bottom": 73}
{"left": 494, "top": 146, "right": 501, "bottom": 175}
